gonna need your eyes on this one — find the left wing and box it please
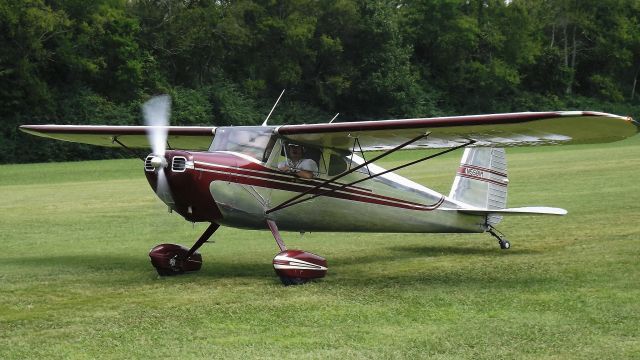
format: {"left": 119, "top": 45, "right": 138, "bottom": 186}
{"left": 276, "top": 111, "right": 638, "bottom": 151}
{"left": 19, "top": 125, "right": 216, "bottom": 150}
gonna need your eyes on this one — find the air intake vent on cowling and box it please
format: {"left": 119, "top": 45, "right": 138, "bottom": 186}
{"left": 144, "top": 155, "right": 154, "bottom": 171}
{"left": 172, "top": 156, "right": 187, "bottom": 172}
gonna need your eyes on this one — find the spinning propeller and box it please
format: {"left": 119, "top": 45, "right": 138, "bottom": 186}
{"left": 143, "top": 95, "right": 174, "bottom": 205}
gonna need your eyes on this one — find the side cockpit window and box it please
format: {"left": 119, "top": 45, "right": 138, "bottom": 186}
{"left": 267, "top": 139, "right": 328, "bottom": 178}
{"left": 209, "top": 127, "right": 276, "bottom": 162}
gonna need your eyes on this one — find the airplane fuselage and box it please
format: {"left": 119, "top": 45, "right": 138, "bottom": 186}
{"left": 145, "top": 149, "right": 487, "bottom": 234}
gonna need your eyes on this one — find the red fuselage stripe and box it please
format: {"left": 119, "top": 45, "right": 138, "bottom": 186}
{"left": 456, "top": 172, "right": 508, "bottom": 187}
{"left": 195, "top": 164, "right": 444, "bottom": 211}
{"left": 195, "top": 161, "right": 442, "bottom": 208}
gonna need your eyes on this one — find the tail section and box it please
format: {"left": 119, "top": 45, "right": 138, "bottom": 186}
{"left": 449, "top": 148, "right": 509, "bottom": 225}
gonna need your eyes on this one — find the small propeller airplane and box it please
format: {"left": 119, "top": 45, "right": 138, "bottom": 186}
{"left": 20, "top": 94, "right": 639, "bottom": 285}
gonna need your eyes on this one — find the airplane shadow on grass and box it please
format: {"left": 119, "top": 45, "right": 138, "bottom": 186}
{"left": 2, "top": 244, "right": 547, "bottom": 288}
{"left": 1, "top": 254, "right": 274, "bottom": 283}
{"left": 325, "top": 245, "right": 552, "bottom": 288}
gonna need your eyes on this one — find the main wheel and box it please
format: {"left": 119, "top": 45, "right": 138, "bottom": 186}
{"left": 149, "top": 244, "right": 203, "bottom": 276}
{"left": 155, "top": 265, "right": 183, "bottom": 276}
{"left": 279, "top": 276, "right": 308, "bottom": 286}
{"left": 499, "top": 240, "right": 511, "bottom": 250}
{"left": 273, "top": 249, "right": 328, "bottom": 286}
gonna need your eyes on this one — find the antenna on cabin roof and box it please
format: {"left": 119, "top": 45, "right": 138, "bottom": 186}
{"left": 262, "top": 89, "right": 286, "bottom": 126}
{"left": 329, "top": 113, "right": 340, "bottom": 123}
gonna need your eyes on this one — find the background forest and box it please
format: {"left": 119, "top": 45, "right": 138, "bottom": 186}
{"left": 2, "top": 0, "right": 640, "bottom": 163}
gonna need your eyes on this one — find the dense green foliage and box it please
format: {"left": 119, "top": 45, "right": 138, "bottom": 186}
{"left": 2, "top": 0, "right": 640, "bottom": 163}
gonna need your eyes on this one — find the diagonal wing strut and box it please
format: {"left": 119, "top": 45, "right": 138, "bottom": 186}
{"left": 266, "top": 138, "right": 475, "bottom": 214}
{"left": 265, "top": 132, "right": 431, "bottom": 214}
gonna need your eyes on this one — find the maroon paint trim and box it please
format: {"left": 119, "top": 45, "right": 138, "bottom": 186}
{"left": 458, "top": 164, "right": 508, "bottom": 178}
{"left": 231, "top": 171, "right": 445, "bottom": 210}
{"left": 20, "top": 125, "right": 215, "bottom": 136}
{"left": 456, "top": 173, "right": 508, "bottom": 187}
{"left": 198, "top": 165, "right": 444, "bottom": 211}
{"left": 197, "top": 161, "right": 375, "bottom": 195}
{"left": 277, "top": 112, "right": 595, "bottom": 135}
{"left": 233, "top": 160, "right": 373, "bottom": 193}
{"left": 240, "top": 177, "right": 444, "bottom": 211}
{"left": 195, "top": 161, "right": 442, "bottom": 209}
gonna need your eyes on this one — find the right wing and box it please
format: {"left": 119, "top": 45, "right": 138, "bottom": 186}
{"left": 277, "top": 111, "right": 639, "bottom": 151}
{"left": 19, "top": 125, "right": 216, "bottom": 151}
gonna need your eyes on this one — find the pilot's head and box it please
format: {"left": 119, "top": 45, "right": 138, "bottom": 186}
{"left": 287, "top": 143, "right": 303, "bottom": 159}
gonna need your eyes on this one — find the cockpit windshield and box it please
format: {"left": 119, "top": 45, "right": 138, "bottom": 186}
{"left": 209, "top": 127, "right": 276, "bottom": 162}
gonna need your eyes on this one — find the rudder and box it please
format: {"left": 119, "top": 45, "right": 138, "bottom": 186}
{"left": 449, "top": 148, "right": 509, "bottom": 213}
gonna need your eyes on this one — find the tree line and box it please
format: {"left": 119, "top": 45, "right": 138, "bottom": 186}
{"left": 2, "top": 0, "right": 639, "bottom": 163}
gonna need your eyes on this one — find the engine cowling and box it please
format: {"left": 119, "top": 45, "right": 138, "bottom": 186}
{"left": 144, "top": 150, "right": 222, "bottom": 222}
{"left": 273, "top": 250, "right": 327, "bottom": 285}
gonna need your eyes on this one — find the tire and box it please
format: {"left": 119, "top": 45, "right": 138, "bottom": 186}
{"left": 279, "top": 276, "right": 307, "bottom": 286}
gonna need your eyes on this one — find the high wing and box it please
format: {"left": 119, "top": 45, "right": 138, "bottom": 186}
{"left": 20, "top": 111, "right": 638, "bottom": 152}
{"left": 276, "top": 111, "right": 639, "bottom": 151}
{"left": 19, "top": 125, "right": 216, "bottom": 150}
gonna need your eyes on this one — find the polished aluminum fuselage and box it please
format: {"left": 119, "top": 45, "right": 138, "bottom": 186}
{"left": 190, "top": 151, "right": 486, "bottom": 234}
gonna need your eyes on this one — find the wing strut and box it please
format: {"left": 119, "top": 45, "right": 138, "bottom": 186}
{"left": 267, "top": 138, "right": 475, "bottom": 213}
{"left": 266, "top": 132, "right": 431, "bottom": 214}
{"left": 111, "top": 136, "right": 145, "bottom": 161}
{"left": 351, "top": 137, "right": 371, "bottom": 176}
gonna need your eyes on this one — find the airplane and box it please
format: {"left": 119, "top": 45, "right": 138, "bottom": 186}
{"left": 20, "top": 95, "right": 639, "bottom": 285}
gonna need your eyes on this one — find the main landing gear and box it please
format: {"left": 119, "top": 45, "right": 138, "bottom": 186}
{"left": 488, "top": 226, "right": 511, "bottom": 250}
{"left": 149, "top": 223, "right": 219, "bottom": 276}
{"left": 267, "top": 220, "right": 327, "bottom": 286}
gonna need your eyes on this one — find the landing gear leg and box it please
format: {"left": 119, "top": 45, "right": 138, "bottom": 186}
{"left": 488, "top": 226, "right": 510, "bottom": 250}
{"left": 185, "top": 223, "right": 220, "bottom": 259}
{"left": 267, "top": 220, "right": 327, "bottom": 286}
{"left": 149, "top": 222, "right": 220, "bottom": 276}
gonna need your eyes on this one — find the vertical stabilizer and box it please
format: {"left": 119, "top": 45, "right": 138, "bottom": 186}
{"left": 449, "top": 148, "right": 508, "bottom": 223}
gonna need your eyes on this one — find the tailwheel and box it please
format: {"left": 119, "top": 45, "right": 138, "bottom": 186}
{"left": 488, "top": 226, "right": 511, "bottom": 250}
{"left": 148, "top": 223, "right": 219, "bottom": 276}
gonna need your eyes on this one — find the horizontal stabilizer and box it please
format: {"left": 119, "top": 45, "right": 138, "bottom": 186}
{"left": 455, "top": 206, "right": 567, "bottom": 216}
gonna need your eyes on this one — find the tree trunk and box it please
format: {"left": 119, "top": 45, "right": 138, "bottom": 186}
{"left": 565, "top": 24, "right": 576, "bottom": 95}
{"left": 631, "top": 65, "right": 640, "bottom": 100}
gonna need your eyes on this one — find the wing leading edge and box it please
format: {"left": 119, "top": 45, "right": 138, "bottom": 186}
{"left": 277, "top": 111, "right": 639, "bottom": 151}
{"left": 20, "top": 111, "right": 638, "bottom": 152}
{"left": 19, "top": 125, "right": 216, "bottom": 151}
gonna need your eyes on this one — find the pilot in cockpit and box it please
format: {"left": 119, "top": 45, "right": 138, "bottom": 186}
{"left": 277, "top": 143, "right": 318, "bottom": 179}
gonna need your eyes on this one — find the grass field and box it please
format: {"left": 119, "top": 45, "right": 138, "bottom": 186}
{"left": 1, "top": 136, "right": 639, "bottom": 359}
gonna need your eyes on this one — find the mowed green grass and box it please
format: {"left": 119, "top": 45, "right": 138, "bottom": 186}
{"left": 1, "top": 137, "right": 639, "bottom": 359}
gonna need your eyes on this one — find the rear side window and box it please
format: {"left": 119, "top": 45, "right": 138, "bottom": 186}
{"left": 328, "top": 154, "right": 348, "bottom": 176}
